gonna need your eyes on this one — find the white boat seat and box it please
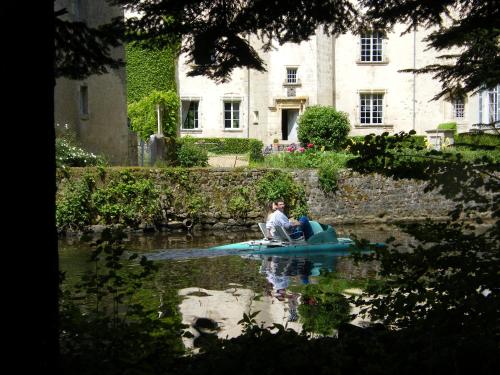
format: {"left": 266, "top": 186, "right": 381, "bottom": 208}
{"left": 258, "top": 223, "right": 268, "bottom": 238}
{"left": 274, "top": 226, "right": 304, "bottom": 242}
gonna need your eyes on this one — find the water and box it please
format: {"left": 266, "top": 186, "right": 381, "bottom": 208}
{"left": 58, "top": 224, "right": 406, "bottom": 344}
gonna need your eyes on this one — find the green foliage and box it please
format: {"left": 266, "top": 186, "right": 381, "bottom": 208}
{"left": 248, "top": 139, "right": 264, "bottom": 162}
{"left": 227, "top": 188, "right": 252, "bottom": 219}
{"left": 176, "top": 142, "right": 208, "bottom": 167}
{"left": 128, "top": 90, "right": 179, "bottom": 140}
{"left": 180, "top": 136, "right": 263, "bottom": 157}
{"left": 347, "top": 135, "right": 427, "bottom": 150}
{"left": 126, "top": 41, "right": 179, "bottom": 104}
{"left": 185, "top": 193, "right": 209, "bottom": 221}
{"left": 57, "top": 169, "right": 165, "bottom": 230}
{"left": 92, "top": 170, "right": 163, "bottom": 226}
{"left": 297, "top": 105, "right": 351, "bottom": 150}
{"left": 298, "top": 283, "right": 351, "bottom": 335}
{"left": 59, "top": 229, "right": 187, "bottom": 375}
{"left": 318, "top": 162, "right": 339, "bottom": 193}
{"left": 347, "top": 131, "right": 500, "bottom": 350}
{"left": 256, "top": 170, "right": 308, "bottom": 218}
{"left": 455, "top": 132, "right": 500, "bottom": 149}
{"left": 56, "top": 174, "right": 95, "bottom": 230}
{"left": 252, "top": 147, "right": 353, "bottom": 193}
{"left": 254, "top": 148, "right": 353, "bottom": 170}
{"left": 437, "top": 122, "right": 457, "bottom": 131}
{"left": 56, "top": 137, "right": 106, "bottom": 168}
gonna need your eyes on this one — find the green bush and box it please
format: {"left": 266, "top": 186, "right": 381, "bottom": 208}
{"left": 92, "top": 171, "right": 163, "bottom": 226}
{"left": 56, "top": 174, "right": 95, "bottom": 230}
{"left": 318, "top": 162, "right": 339, "bottom": 193}
{"left": 248, "top": 139, "right": 264, "bottom": 162}
{"left": 128, "top": 90, "right": 179, "bottom": 140}
{"left": 455, "top": 132, "right": 500, "bottom": 149}
{"left": 256, "top": 170, "right": 308, "bottom": 218}
{"left": 180, "top": 137, "right": 263, "bottom": 155}
{"left": 227, "top": 188, "right": 252, "bottom": 219}
{"left": 347, "top": 135, "right": 427, "bottom": 150}
{"left": 298, "top": 105, "right": 351, "bottom": 150}
{"left": 176, "top": 142, "right": 209, "bottom": 167}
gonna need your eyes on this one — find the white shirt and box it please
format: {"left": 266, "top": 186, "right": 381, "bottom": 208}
{"left": 266, "top": 210, "right": 292, "bottom": 237}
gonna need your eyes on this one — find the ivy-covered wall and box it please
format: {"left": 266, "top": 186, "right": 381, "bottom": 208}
{"left": 126, "top": 42, "right": 179, "bottom": 104}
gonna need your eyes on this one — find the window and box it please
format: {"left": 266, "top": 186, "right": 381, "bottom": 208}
{"left": 286, "top": 68, "right": 297, "bottom": 84}
{"left": 80, "top": 85, "right": 88, "bottom": 116}
{"left": 478, "top": 84, "right": 500, "bottom": 126}
{"left": 224, "top": 101, "right": 240, "bottom": 129}
{"left": 182, "top": 100, "right": 199, "bottom": 129}
{"left": 360, "top": 93, "right": 383, "bottom": 124}
{"left": 487, "top": 85, "right": 499, "bottom": 125}
{"left": 453, "top": 99, "right": 465, "bottom": 119}
{"left": 360, "top": 32, "right": 383, "bottom": 62}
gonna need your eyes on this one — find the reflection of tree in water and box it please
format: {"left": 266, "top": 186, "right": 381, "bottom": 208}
{"left": 259, "top": 255, "right": 341, "bottom": 323}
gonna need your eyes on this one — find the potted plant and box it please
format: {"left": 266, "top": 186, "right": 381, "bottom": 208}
{"left": 272, "top": 138, "right": 280, "bottom": 151}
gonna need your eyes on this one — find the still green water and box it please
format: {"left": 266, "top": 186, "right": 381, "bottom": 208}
{"left": 58, "top": 223, "right": 404, "bottom": 339}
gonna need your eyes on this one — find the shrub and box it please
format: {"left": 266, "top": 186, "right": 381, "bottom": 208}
{"left": 180, "top": 137, "right": 263, "bottom": 156}
{"left": 92, "top": 171, "right": 163, "bottom": 226}
{"left": 298, "top": 105, "right": 350, "bottom": 150}
{"left": 318, "top": 162, "right": 339, "bottom": 193}
{"left": 248, "top": 139, "right": 264, "bottom": 162}
{"left": 347, "top": 135, "right": 427, "bottom": 151}
{"left": 56, "top": 174, "right": 95, "bottom": 230}
{"left": 176, "top": 142, "right": 209, "bottom": 167}
{"left": 56, "top": 137, "right": 106, "bottom": 167}
{"left": 455, "top": 132, "right": 500, "bottom": 149}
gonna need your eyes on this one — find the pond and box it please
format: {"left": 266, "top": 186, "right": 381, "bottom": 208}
{"left": 58, "top": 223, "right": 410, "bottom": 349}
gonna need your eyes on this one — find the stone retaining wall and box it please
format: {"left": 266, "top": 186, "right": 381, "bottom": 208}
{"left": 58, "top": 167, "right": 461, "bottom": 234}
{"left": 293, "top": 169, "right": 453, "bottom": 224}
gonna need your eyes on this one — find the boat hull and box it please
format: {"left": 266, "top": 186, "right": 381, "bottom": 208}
{"left": 209, "top": 238, "right": 365, "bottom": 255}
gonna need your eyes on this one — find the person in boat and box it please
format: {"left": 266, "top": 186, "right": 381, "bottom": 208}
{"left": 264, "top": 201, "right": 277, "bottom": 238}
{"left": 266, "top": 201, "right": 277, "bottom": 220}
{"left": 266, "top": 198, "right": 313, "bottom": 240}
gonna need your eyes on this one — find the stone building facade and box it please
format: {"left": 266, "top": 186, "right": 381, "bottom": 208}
{"left": 178, "top": 26, "right": 499, "bottom": 146}
{"left": 54, "top": 0, "right": 136, "bottom": 165}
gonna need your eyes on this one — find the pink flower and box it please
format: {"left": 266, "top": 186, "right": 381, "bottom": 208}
{"left": 286, "top": 146, "right": 293, "bottom": 152}
{"left": 298, "top": 147, "right": 305, "bottom": 152}
{"left": 307, "top": 143, "right": 314, "bottom": 148}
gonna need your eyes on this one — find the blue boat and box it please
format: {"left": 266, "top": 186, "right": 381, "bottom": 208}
{"left": 209, "top": 221, "right": 384, "bottom": 255}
